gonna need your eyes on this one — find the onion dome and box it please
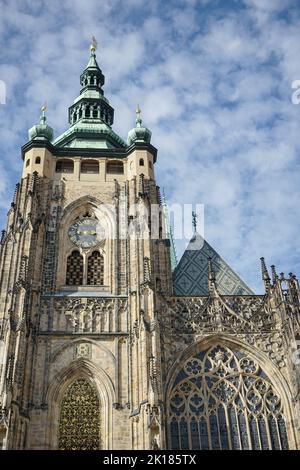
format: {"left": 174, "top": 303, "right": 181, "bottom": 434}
{"left": 28, "top": 104, "right": 54, "bottom": 141}
{"left": 127, "top": 105, "right": 152, "bottom": 146}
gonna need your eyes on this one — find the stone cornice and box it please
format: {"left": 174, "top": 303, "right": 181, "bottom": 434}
{"left": 21, "top": 139, "right": 158, "bottom": 162}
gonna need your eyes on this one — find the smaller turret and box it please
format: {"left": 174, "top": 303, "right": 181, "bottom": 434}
{"left": 127, "top": 105, "right": 152, "bottom": 145}
{"left": 80, "top": 36, "right": 105, "bottom": 95}
{"left": 28, "top": 104, "right": 54, "bottom": 142}
{"left": 23, "top": 104, "right": 54, "bottom": 178}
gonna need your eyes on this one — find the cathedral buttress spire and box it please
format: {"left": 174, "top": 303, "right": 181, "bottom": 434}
{"left": 208, "top": 257, "right": 216, "bottom": 294}
{"left": 260, "top": 257, "right": 271, "bottom": 292}
{"left": 271, "top": 265, "right": 279, "bottom": 285}
{"left": 162, "top": 190, "right": 178, "bottom": 271}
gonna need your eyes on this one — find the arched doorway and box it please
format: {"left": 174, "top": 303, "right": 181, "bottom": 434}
{"left": 168, "top": 344, "right": 289, "bottom": 450}
{"left": 58, "top": 378, "right": 101, "bottom": 450}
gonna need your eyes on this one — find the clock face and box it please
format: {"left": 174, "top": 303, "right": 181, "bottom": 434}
{"left": 68, "top": 218, "right": 104, "bottom": 248}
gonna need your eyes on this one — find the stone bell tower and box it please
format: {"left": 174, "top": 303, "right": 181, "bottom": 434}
{"left": 2, "top": 38, "right": 299, "bottom": 453}
{"left": 0, "top": 39, "right": 172, "bottom": 449}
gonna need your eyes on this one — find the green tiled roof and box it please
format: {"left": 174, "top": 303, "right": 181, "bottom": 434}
{"left": 53, "top": 120, "right": 127, "bottom": 149}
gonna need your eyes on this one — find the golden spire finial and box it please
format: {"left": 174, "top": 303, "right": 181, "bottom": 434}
{"left": 135, "top": 104, "right": 142, "bottom": 126}
{"left": 40, "top": 102, "right": 48, "bottom": 124}
{"left": 90, "top": 36, "right": 97, "bottom": 53}
{"left": 41, "top": 102, "right": 48, "bottom": 113}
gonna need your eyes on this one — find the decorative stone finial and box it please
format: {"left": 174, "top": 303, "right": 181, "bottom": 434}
{"left": 192, "top": 211, "right": 197, "bottom": 233}
{"left": 260, "top": 257, "right": 271, "bottom": 291}
{"left": 208, "top": 257, "right": 217, "bottom": 294}
{"left": 271, "top": 265, "right": 278, "bottom": 284}
{"left": 208, "top": 257, "right": 216, "bottom": 282}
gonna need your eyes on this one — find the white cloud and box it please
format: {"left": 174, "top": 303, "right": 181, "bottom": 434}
{"left": 0, "top": 0, "right": 299, "bottom": 293}
{"left": 243, "top": 0, "right": 292, "bottom": 12}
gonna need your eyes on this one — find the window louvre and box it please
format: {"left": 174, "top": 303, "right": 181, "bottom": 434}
{"left": 106, "top": 161, "right": 124, "bottom": 174}
{"left": 56, "top": 160, "right": 74, "bottom": 173}
{"left": 66, "top": 250, "right": 83, "bottom": 285}
{"left": 81, "top": 160, "right": 99, "bottom": 174}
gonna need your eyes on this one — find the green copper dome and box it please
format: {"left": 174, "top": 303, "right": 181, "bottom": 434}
{"left": 28, "top": 107, "right": 54, "bottom": 142}
{"left": 127, "top": 106, "right": 151, "bottom": 146}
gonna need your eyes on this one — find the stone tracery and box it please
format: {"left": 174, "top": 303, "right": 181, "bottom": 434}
{"left": 168, "top": 345, "right": 289, "bottom": 450}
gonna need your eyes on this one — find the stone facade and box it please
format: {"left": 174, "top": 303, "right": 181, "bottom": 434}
{"left": 0, "top": 45, "right": 300, "bottom": 450}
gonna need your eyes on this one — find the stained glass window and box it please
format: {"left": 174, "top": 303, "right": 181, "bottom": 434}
{"left": 168, "top": 345, "right": 289, "bottom": 450}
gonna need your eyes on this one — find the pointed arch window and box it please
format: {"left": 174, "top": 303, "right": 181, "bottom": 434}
{"left": 87, "top": 251, "right": 104, "bottom": 285}
{"left": 66, "top": 250, "right": 83, "bottom": 285}
{"left": 58, "top": 379, "right": 101, "bottom": 450}
{"left": 168, "top": 345, "right": 289, "bottom": 450}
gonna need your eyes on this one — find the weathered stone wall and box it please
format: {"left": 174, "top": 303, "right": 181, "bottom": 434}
{"left": 0, "top": 154, "right": 299, "bottom": 450}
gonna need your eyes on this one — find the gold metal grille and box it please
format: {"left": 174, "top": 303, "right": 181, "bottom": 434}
{"left": 87, "top": 251, "right": 104, "bottom": 285}
{"left": 58, "top": 379, "right": 101, "bottom": 450}
{"left": 66, "top": 250, "right": 83, "bottom": 285}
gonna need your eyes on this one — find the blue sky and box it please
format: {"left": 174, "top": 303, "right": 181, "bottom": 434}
{"left": 0, "top": 0, "right": 300, "bottom": 293}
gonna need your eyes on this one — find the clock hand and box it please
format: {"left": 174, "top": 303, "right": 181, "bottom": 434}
{"left": 77, "top": 229, "right": 97, "bottom": 236}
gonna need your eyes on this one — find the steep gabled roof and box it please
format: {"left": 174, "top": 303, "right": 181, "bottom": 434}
{"left": 173, "top": 233, "right": 254, "bottom": 296}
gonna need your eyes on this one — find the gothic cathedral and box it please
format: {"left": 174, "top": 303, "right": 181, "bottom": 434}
{"left": 0, "top": 42, "right": 299, "bottom": 450}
